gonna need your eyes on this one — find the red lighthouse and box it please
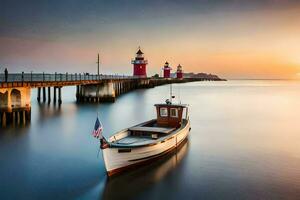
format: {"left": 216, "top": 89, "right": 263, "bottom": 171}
{"left": 131, "top": 48, "right": 148, "bottom": 78}
{"left": 176, "top": 64, "right": 183, "bottom": 79}
{"left": 163, "top": 62, "right": 172, "bottom": 78}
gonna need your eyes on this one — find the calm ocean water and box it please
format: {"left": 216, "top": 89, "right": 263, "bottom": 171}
{"left": 0, "top": 80, "right": 300, "bottom": 199}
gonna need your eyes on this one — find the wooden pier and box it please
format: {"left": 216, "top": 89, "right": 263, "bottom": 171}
{"left": 0, "top": 72, "right": 224, "bottom": 127}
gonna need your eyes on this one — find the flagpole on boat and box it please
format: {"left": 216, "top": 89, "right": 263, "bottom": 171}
{"left": 97, "top": 113, "right": 101, "bottom": 157}
{"left": 92, "top": 113, "right": 108, "bottom": 156}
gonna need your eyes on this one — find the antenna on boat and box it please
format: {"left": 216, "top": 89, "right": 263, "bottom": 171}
{"left": 169, "top": 83, "right": 176, "bottom": 104}
{"left": 165, "top": 83, "right": 175, "bottom": 105}
{"left": 178, "top": 84, "right": 181, "bottom": 104}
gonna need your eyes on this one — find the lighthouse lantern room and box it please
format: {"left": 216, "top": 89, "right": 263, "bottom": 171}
{"left": 131, "top": 47, "right": 148, "bottom": 77}
{"left": 176, "top": 64, "right": 183, "bottom": 79}
{"left": 163, "top": 62, "right": 172, "bottom": 78}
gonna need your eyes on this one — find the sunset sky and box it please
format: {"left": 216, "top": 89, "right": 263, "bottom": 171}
{"left": 1, "top": 0, "right": 300, "bottom": 79}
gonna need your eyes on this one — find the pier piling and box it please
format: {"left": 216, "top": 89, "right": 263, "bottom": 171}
{"left": 53, "top": 87, "right": 57, "bottom": 104}
{"left": 22, "top": 111, "right": 26, "bottom": 125}
{"left": 76, "top": 86, "right": 80, "bottom": 102}
{"left": 17, "top": 111, "right": 20, "bottom": 125}
{"left": 1, "top": 112, "right": 6, "bottom": 128}
{"left": 12, "top": 112, "right": 15, "bottom": 127}
{"left": 37, "top": 87, "right": 41, "bottom": 102}
{"left": 42, "top": 87, "right": 46, "bottom": 102}
{"left": 48, "top": 87, "right": 51, "bottom": 104}
{"left": 58, "top": 87, "right": 62, "bottom": 104}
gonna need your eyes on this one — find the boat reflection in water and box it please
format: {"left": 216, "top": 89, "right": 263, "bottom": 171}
{"left": 101, "top": 139, "right": 189, "bottom": 200}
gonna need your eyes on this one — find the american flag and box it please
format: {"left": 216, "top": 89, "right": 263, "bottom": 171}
{"left": 92, "top": 117, "right": 103, "bottom": 139}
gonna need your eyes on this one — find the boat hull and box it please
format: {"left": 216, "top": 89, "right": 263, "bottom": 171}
{"left": 102, "top": 120, "right": 191, "bottom": 176}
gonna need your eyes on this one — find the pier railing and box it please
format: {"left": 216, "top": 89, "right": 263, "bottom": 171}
{"left": 0, "top": 73, "right": 138, "bottom": 83}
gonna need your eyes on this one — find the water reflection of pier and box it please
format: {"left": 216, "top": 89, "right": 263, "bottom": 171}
{"left": 101, "top": 139, "right": 189, "bottom": 200}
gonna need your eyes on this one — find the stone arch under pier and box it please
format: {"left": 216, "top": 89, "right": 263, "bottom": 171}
{"left": 0, "top": 87, "right": 31, "bottom": 127}
{"left": 10, "top": 89, "right": 21, "bottom": 108}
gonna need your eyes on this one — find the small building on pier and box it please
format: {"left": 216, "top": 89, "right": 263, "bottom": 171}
{"left": 131, "top": 48, "right": 148, "bottom": 78}
{"left": 163, "top": 62, "right": 172, "bottom": 79}
{"left": 176, "top": 64, "right": 183, "bottom": 79}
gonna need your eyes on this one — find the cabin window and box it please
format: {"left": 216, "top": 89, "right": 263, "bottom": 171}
{"left": 160, "top": 107, "right": 168, "bottom": 117}
{"left": 170, "top": 108, "right": 178, "bottom": 118}
{"left": 152, "top": 133, "right": 158, "bottom": 139}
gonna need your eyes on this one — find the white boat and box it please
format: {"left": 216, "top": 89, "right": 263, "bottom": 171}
{"left": 99, "top": 100, "right": 191, "bottom": 176}
{"left": 102, "top": 139, "right": 189, "bottom": 199}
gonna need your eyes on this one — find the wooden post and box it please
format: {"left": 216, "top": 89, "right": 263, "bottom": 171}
{"left": 115, "top": 82, "right": 118, "bottom": 96}
{"left": 2, "top": 112, "right": 6, "bottom": 128}
{"left": 22, "top": 110, "right": 26, "bottom": 125}
{"left": 58, "top": 87, "right": 62, "bottom": 104}
{"left": 81, "top": 86, "right": 84, "bottom": 102}
{"left": 17, "top": 111, "right": 20, "bottom": 125}
{"left": 120, "top": 81, "right": 123, "bottom": 94}
{"left": 12, "top": 112, "right": 15, "bottom": 127}
{"left": 43, "top": 87, "right": 46, "bottom": 102}
{"left": 53, "top": 87, "right": 57, "bottom": 104}
{"left": 76, "top": 85, "right": 79, "bottom": 101}
{"left": 123, "top": 82, "right": 126, "bottom": 93}
{"left": 48, "top": 87, "right": 51, "bottom": 104}
{"left": 37, "top": 87, "right": 41, "bottom": 102}
{"left": 27, "top": 110, "right": 31, "bottom": 122}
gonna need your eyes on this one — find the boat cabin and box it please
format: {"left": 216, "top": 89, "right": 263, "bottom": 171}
{"left": 108, "top": 102, "right": 189, "bottom": 147}
{"left": 155, "top": 103, "right": 188, "bottom": 128}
